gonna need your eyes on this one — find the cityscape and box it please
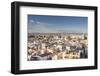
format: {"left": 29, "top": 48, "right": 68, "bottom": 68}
{"left": 27, "top": 15, "right": 88, "bottom": 61}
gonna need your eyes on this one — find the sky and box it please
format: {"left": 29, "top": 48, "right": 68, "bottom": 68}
{"left": 28, "top": 15, "right": 88, "bottom": 33}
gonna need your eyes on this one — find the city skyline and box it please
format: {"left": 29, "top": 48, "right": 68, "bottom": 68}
{"left": 28, "top": 15, "right": 88, "bottom": 33}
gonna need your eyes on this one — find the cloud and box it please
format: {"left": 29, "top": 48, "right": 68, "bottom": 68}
{"left": 29, "top": 19, "right": 35, "bottom": 23}
{"left": 28, "top": 20, "right": 87, "bottom": 33}
{"left": 28, "top": 21, "right": 57, "bottom": 33}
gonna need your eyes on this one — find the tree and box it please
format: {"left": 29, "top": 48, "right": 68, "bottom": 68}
{"left": 84, "top": 35, "right": 87, "bottom": 40}
{"left": 67, "top": 36, "right": 71, "bottom": 40}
